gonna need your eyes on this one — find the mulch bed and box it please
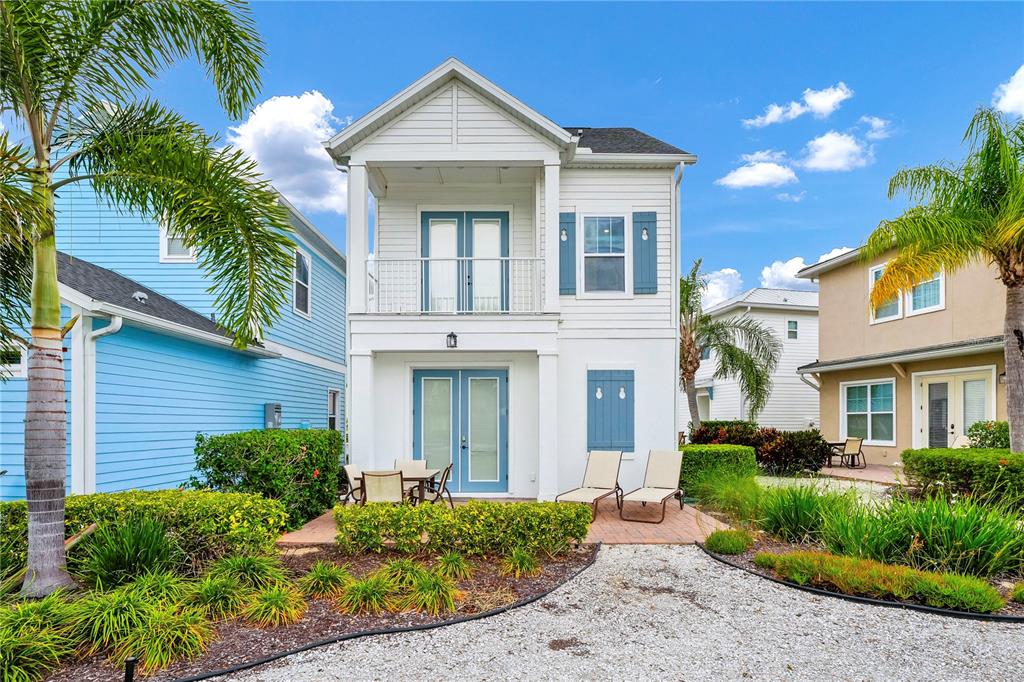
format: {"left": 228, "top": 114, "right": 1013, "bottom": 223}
{"left": 45, "top": 544, "right": 597, "bottom": 682}
{"left": 705, "top": 533, "right": 1024, "bottom": 618}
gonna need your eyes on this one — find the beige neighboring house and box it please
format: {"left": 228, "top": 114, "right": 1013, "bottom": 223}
{"left": 797, "top": 248, "right": 1007, "bottom": 465}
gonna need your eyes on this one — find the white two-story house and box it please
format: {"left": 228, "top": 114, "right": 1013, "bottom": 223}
{"left": 325, "top": 59, "right": 695, "bottom": 499}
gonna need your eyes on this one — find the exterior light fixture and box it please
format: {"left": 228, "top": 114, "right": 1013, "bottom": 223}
{"left": 446, "top": 332, "right": 458, "bottom": 349}
{"left": 560, "top": 227, "right": 568, "bottom": 242}
{"left": 999, "top": 372, "right": 1007, "bottom": 385}
{"left": 641, "top": 227, "right": 650, "bottom": 241}
{"left": 595, "top": 386, "right": 603, "bottom": 400}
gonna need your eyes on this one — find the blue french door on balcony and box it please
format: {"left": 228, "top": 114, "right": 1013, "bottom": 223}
{"left": 412, "top": 369, "right": 508, "bottom": 493}
{"left": 420, "top": 211, "right": 509, "bottom": 313}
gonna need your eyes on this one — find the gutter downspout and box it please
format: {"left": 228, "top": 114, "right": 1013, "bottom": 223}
{"left": 78, "top": 314, "right": 122, "bottom": 494}
{"left": 799, "top": 372, "right": 820, "bottom": 392}
{"left": 673, "top": 162, "right": 683, "bottom": 441}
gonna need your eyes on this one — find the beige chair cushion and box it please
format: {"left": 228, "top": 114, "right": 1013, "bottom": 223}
{"left": 644, "top": 449, "right": 683, "bottom": 489}
{"left": 344, "top": 464, "right": 361, "bottom": 483}
{"left": 581, "top": 450, "right": 623, "bottom": 489}
{"left": 622, "top": 487, "right": 677, "bottom": 504}
{"left": 557, "top": 487, "right": 615, "bottom": 504}
{"left": 363, "top": 471, "right": 405, "bottom": 503}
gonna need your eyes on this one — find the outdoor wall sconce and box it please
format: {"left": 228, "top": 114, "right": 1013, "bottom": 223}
{"left": 641, "top": 226, "right": 649, "bottom": 241}
{"left": 560, "top": 227, "right": 568, "bottom": 242}
{"left": 595, "top": 386, "right": 603, "bottom": 400}
{"left": 446, "top": 331, "right": 458, "bottom": 349}
{"left": 999, "top": 372, "right": 1007, "bottom": 384}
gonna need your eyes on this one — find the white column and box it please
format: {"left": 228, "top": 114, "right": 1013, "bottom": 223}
{"left": 536, "top": 351, "right": 559, "bottom": 500}
{"left": 542, "top": 162, "right": 561, "bottom": 313}
{"left": 347, "top": 163, "right": 369, "bottom": 315}
{"left": 348, "top": 351, "right": 375, "bottom": 469}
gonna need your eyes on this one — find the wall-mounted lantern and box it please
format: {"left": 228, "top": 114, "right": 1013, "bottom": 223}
{"left": 446, "top": 331, "right": 458, "bottom": 349}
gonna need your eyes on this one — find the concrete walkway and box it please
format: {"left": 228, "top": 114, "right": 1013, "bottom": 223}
{"left": 225, "top": 545, "right": 1024, "bottom": 681}
{"left": 820, "top": 463, "right": 903, "bottom": 485}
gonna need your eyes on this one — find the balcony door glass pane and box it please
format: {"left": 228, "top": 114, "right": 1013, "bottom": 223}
{"left": 472, "top": 219, "right": 501, "bottom": 312}
{"left": 429, "top": 220, "right": 457, "bottom": 312}
{"left": 422, "top": 378, "right": 453, "bottom": 471}
{"left": 468, "top": 377, "right": 499, "bottom": 481}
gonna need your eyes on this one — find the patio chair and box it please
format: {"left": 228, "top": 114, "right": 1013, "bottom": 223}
{"left": 555, "top": 450, "right": 623, "bottom": 521}
{"left": 410, "top": 462, "right": 455, "bottom": 509}
{"left": 619, "top": 449, "right": 684, "bottom": 524}
{"left": 360, "top": 471, "right": 406, "bottom": 504}
{"left": 840, "top": 437, "right": 866, "bottom": 469}
{"left": 339, "top": 464, "right": 362, "bottom": 505}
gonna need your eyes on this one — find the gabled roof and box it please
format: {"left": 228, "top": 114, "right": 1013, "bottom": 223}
{"left": 704, "top": 288, "right": 818, "bottom": 316}
{"left": 56, "top": 253, "right": 277, "bottom": 358}
{"left": 565, "top": 127, "right": 689, "bottom": 155}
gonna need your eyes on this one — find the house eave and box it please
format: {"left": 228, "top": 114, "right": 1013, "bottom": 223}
{"left": 567, "top": 152, "right": 698, "bottom": 168}
{"left": 797, "top": 247, "right": 863, "bottom": 280}
{"left": 797, "top": 337, "right": 1004, "bottom": 374}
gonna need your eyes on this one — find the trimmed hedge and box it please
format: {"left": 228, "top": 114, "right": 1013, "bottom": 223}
{"left": 0, "top": 490, "right": 287, "bottom": 580}
{"left": 679, "top": 444, "right": 757, "bottom": 491}
{"left": 689, "top": 421, "right": 760, "bottom": 446}
{"left": 967, "top": 421, "right": 1011, "bottom": 448}
{"left": 690, "top": 422, "right": 829, "bottom": 474}
{"left": 901, "top": 448, "right": 1024, "bottom": 502}
{"left": 333, "top": 501, "right": 591, "bottom": 556}
{"left": 755, "top": 550, "right": 1006, "bottom": 614}
{"left": 190, "top": 429, "right": 343, "bottom": 528}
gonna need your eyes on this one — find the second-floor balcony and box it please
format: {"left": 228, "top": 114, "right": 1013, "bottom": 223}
{"left": 368, "top": 256, "right": 544, "bottom": 314}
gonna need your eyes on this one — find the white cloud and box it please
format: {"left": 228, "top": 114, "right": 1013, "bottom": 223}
{"left": 860, "top": 115, "right": 892, "bottom": 140}
{"left": 743, "top": 82, "right": 853, "bottom": 128}
{"left": 227, "top": 91, "right": 347, "bottom": 214}
{"left": 703, "top": 268, "right": 744, "bottom": 308}
{"left": 818, "top": 246, "right": 854, "bottom": 263}
{"left": 760, "top": 246, "right": 855, "bottom": 290}
{"left": 800, "top": 131, "right": 871, "bottom": 171}
{"left": 775, "top": 191, "right": 806, "bottom": 203}
{"left": 741, "top": 149, "right": 788, "bottom": 163}
{"left": 715, "top": 152, "right": 799, "bottom": 189}
{"left": 993, "top": 65, "right": 1024, "bottom": 117}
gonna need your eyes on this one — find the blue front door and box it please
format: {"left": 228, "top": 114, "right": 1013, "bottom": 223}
{"left": 412, "top": 369, "right": 508, "bottom": 493}
{"left": 420, "top": 211, "right": 510, "bottom": 313}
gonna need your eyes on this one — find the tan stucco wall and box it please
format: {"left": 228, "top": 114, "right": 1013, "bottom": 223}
{"left": 817, "top": 254, "right": 1004, "bottom": 362}
{"left": 818, "top": 351, "right": 1007, "bottom": 465}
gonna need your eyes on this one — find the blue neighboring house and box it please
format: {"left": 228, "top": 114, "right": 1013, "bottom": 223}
{"left": 0, "top": 183, "right": 346, "bottom": 501}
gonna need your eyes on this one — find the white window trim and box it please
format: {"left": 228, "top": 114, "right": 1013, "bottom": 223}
{"left": 839, "top": 377, "right": 897, "bottom": 447}
{"left": 1, "top": 343, "right": 27, "bottom": 379}
{"left": 159, "top": 218, "right": 196, "bottom": 263}
{"left": 868, "top": 263, "right": 902, "bottom": 324}
{"left": 327, "top": 387, "right": 342, "bottom": 431}
{"left": 905, "top": 270, "right": 946, "bottom": 317}
{"left": 576, "top": 212, "right": 634, "bottom": 299}
{"left": 293, "top": 248, "right": 313, "bottom": 319}
{"left": 786, "top": 319, "right": 799, "bottom": 340}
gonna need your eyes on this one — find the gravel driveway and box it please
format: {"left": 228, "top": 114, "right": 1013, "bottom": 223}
{"left": 225, "top": 545, "right": 1024, "bottom": 681}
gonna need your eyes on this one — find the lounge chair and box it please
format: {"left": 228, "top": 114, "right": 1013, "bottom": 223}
{"left": 410, "top": 462, "right": 455, "bottom": 508}
{"left": 360, "top": 471, "right": 406, "bottom": 504}
{"left": 619, "top": 449, "right": 684, "bottom": 524}
{"left": 555, "top": 450, "right": 623, "bottom": 521}
{"left": 339, "top": 463, "right": 362, "bottom": 505}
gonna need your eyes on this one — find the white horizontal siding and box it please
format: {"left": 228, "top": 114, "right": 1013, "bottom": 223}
{"left": 455, "top": 84, "right": 554, "bottom": 153}
{"left": 357, "top": 84, "right": 454, "bottom": 153}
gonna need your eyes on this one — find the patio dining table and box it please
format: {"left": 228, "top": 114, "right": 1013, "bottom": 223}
{"left": 353, "top": 467, "right": 440, "bottom": 504}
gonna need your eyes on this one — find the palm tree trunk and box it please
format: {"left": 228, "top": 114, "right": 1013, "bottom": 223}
{"left": 21, "top": 164, "right": 75, "bottom": 597}
{"left": 683, "top": 378, "right": 702, "bottom": 434}
{"left": 1006, "top": 284, "right": 1024, "bottom": 453}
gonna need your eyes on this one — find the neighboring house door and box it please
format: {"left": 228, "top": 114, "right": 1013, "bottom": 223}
{"left": 916, "top": 368, "right": 995, "bottom": 448}
{"left": 420, "top": 211, "right": 510, "bottom": 313}
{"left": 412, "top": 369, "right": 508, "bottom": 493}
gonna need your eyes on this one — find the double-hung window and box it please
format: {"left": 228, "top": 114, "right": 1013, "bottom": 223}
{"left": 0, "top": 344, "right": 26, "bottom": 378}
{"left": 907, "top": 271, "right": 944, "bottom": 315}
{"left": 869, "top": 264, "right": 901, "bottom": 323}
{"left": 842, "top": 380, "right": 895, "bottom": 445}
{"left": 787, "top": 320, "right": 798, "bottom": 340}
{"left": 293, "top": 250, "right": 312, "bottom": 318}
{"left": 327, "top": 389, "right": 341, "bottom": 431}
{"left": 582, "top": 216, "right": 626, "bottom": 293}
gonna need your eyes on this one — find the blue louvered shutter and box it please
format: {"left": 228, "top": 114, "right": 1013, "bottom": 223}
{"left": 587, "top": 370, "right": 635, "bottom": 452}
{"left": 558, "top": 212, "right": 576, "bottom": 295}
{"left": 632, "top": 211, "right": 657, "bottom": 294}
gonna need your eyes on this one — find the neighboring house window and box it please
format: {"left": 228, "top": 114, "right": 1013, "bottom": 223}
{"left": 0, "top": 345, "right": 26, "bottom": 379}
{"left": 293, "top": 249, "right": 312, "bottom": 317}
{"left": 787, "top": 320, "right": 798, "bottom": 340}
{"left": 700, "top": 347, "right": 711, "bottom": 361}
{"left": 587, "top": 369, "right": 635, "bottom": 451}
{"left": 159, "top": 219, "right": 195, "bottom": 263}
{"left": 842, "top": 379, "right": 895, "bottom": 445}
{"left": 869, "top": 264, "right": 901, "bottom": 322}
{"left": 582, "top": 216, "right": 626, "bottom": 293}
{"left": 327, "top": 389, "right": 341, "bottom": 431}
{"left": 907, "top": 271, "right": 944, "bottom": 315}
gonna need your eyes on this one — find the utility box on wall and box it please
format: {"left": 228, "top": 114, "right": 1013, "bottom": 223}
{"left": 264, "top": 403, "right": 282, "bottom": 429}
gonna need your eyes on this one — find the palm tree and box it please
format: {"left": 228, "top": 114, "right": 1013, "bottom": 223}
{"left": 679, "top": 259, "right": 782, "bottom": 432}
{"left": 0, "top": 1, "right": 295, "bottom": 597}
{"left": 866, "top": 108, "right": 1024, "bottom": 453}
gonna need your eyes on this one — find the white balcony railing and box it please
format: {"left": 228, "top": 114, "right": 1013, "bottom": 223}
{"left": 367, "top": 257, "right": 543, "bottom": 314}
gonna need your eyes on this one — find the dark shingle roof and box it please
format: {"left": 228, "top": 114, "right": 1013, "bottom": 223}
{"left": 57, "top": 252, "right": 230, "bottom": 339}
{"left": 563, "top": 127, "right": 689, "bottom": 155}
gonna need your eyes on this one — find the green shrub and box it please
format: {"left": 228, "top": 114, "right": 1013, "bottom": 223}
{"left": 1011, "top": 583, "right": 1024, "bottom": 604}
{"left": 297, "top": 561, "right": 352, "bottom": 598}
{"left": 688, "top": 420, "right": 759, "bottom": 445}
{"left": 679, "top": 444, "right": 758, "bottom": 492}
{"left": 0, "top": 626, "right": 74, "bottom": 682}
{"left": 0, "top": 489, "right": 287, "bottom": 581}
{"left": 185, "top": 575, "right": 248, "bottom": 620}
{"left": 380, "top": 558, "right": 428, "bottom": 588}
{"left": 821, "top": 495, "right": 1024, "bottom": 578}
{"left": 336, "top": 573, "right": 397, "bottom": 614}
{"left": 687, "top": 465, "right": 764, "bottom": 523}
{"left": 404, "top": 570, "right": 459, "bottom": 615}
{"left": 114, "top": 605, "right": 213, "bottom": 674}
{"left": 501, "top": 547, "right": 540, "bottom": 578}
{"left": 333, "top": 501, "right": 590, "bottom": 557}
{"left": 760, "top": 485, "right": 854, "bottom": 543}
{"left": 76, "top": 518, "right": 183, "bottom": 589}
{"left": 207, "top": 555, "right": 287, "bottom": 591}
{"left": 434, "top": 552, "right": 472, "bottom": 581}
{"left": 757, "top": 430, "right": 832, "bottom": 475}
{"left": 191, "top": 428, "right": 343, "bottom": 528}
{"left": 127, "top": 571, "right": 188, "bottom": 604}
{"left": 967, "top": 421, "right": 1011, "bottom": 449}
{"left": 0, "top": 592, "right": 77, "bottom": 642}
{"left": 703, "top": 529, "right": 753, "bottom": 555}
{"left": 69, "top": 588, "right": 154, "bottom": 655}
{"left": 901, "top": 448, "right": 1024, "bottom": 503}
{"left": 241, "top": 585, "right": 307, "bottom": 627}
{"left": 755, "top": 550, "right": 1006, "bottom": 613}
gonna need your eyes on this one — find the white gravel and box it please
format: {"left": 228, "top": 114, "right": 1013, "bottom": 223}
{"left": 224, "top": 545, "right": 1024, "bottom": 681}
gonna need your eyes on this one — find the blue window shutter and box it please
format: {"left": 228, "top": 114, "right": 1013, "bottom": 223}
{"left": 587, "top": 369, "right": 635, "bottom": 451}
{"left": 559, "top": 212, "right": 576, "bottom": 294}
{"left": 632, "top": 212, "right": 657, "bottom": 294}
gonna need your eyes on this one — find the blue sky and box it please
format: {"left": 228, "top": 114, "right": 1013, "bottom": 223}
{"left": 145, "top": 3, "right": 1023, "bottom": 303}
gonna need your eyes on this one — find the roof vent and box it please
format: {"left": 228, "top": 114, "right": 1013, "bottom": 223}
{"left": 132, "top": 291, "right": 148, "bottom": 304}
